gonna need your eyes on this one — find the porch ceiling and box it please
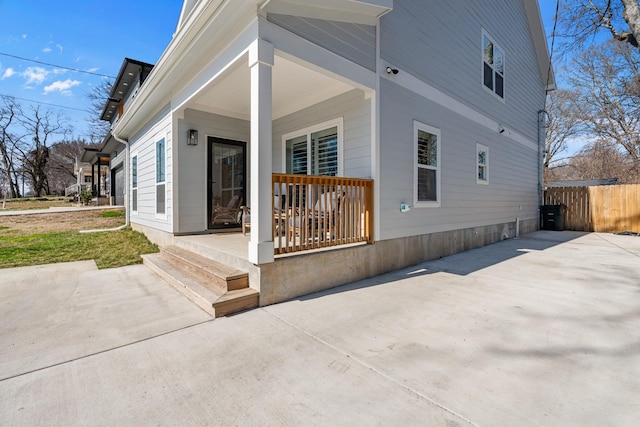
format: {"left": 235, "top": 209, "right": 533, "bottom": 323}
{"left": 190, "top": 54, "right": 355, "bottom": 121}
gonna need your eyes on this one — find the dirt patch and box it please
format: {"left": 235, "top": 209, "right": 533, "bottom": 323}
{"left": 0, "top": 208, "right": 126, "bottom": 236}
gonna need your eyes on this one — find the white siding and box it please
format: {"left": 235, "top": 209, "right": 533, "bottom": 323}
{"left": 273, "top": 89, "right": 372, "bottom": 178}
{"left": 267, "top": 13, "right": 377, "bottom": 72}
{"left": 378, "top": 78, "right": 539, "bottom": 240}
{"left": 129, "top": 105, "right": 173, "bottom": 233}
{"left": 176, "top": 110, "right": 250, "bottom": 233}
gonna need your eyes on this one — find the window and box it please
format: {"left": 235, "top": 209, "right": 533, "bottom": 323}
{"left": 156, "top": 138, "right": 166, "bottom": 215}
{"left": 131, "top": 154, "right": 138, "bottom": 212}
{"left": 476, "top": 144, "right": 488, "bottom": 184}
{"left": 414, "top": 121, "right": 441, "bottom": 207}
{"left": 283, "top": 119, "right": 342, "bottom": 176}
{"left": 483, "top": 32, "right": 504, "bottom": 99}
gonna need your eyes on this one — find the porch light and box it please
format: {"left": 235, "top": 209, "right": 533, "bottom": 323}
{"left": 188, "top": 129, "right": 198, "bottom": 146}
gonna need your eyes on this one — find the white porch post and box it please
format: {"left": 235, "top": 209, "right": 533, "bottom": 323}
{"left": 248, "top": 39, "right": 275, "bottom": 264}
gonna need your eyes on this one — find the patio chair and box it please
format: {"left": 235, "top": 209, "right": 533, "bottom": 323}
{"left": 212, "top": 195, "right": 243, "bottom": 225}
{"left": 289, "top": 190, "right": 344, "bottom": 242}
{"left": 241, "top": 206, "right": 250, "bottom": 235}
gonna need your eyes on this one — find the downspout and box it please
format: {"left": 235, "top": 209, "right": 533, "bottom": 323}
{"left": 80, "top": 132, "right": 130, "bottom": 233}
{"left": 537, "top": 109, "right": 547, "bottom": 228}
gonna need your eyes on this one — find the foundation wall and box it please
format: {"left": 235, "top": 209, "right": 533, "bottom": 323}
{"left": 259, "top": 218, "right": 537, "bottom": 305}
{"left": 134, "top": 218, "right": 537, "bottom": 307}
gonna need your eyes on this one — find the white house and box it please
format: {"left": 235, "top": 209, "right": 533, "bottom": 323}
{"left": 103, "top": 0, "right": 554, "bottom": 309}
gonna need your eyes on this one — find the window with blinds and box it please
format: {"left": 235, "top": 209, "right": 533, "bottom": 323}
{"left": 285, "top": 124, "right": 339, "bottom": 176}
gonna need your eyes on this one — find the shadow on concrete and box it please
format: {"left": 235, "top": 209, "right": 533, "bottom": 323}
{"left": 296, "top": 230, "right": 588, "bottom": 302}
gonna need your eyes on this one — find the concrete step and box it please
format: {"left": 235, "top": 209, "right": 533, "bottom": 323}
{"left": 161, "top": 245, "right": 248, "bottom": 292}
{"left": 142, "top": 252, "right": 258, "bottom": 318}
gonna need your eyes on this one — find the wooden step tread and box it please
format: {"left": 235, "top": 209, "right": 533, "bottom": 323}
{"left": 162, "top": 245, "right": 248, "bottom": 292}
{"left": 142, "top": 252, "right": 259, "bottom": 318}
{"left": 163, "top": 245, "right": 246, "bottom": 280}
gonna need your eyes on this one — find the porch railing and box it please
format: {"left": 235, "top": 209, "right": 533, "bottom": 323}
{"left": 272, "top": 174, "right": 374, "bottom": 255}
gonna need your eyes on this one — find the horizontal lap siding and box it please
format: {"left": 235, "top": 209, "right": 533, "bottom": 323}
{"left": 267, "top": 14, "right": 376, "bottom": 72}
{"left": 129, "top": 105, "right": 173, "bottom": 232}
{"left": 380, "top": 0, "right": 546, "bottom": 139}
{"left": 273, "top": 89, "right": 372, "bottom": 178}
{"left": 379, "top": 79, "right": 538, "bottom": 240}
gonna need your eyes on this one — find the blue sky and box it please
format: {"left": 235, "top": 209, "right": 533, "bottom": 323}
{"left": 0, "top": 0, "right": 182, "bottom": 140}
{"left": 0, "top": 0, "right": 559, "bottom": 141}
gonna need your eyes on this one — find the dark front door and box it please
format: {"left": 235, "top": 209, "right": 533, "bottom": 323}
{"left": 113, "top": 166, "right": 124, "bottom": 206}
{"left": 208, "top": 137, "right": 247, "bottom": 229}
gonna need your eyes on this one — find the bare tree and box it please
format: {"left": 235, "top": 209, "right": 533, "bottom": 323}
{"left": 544, "top": 88, "right": 585, "bottom": 182}
{"left": 568, "top": 41, "right": 640, "bottom": 163}
{"left": 549, "top": 139, "right": 639, "bottom": 183}
{"left": 15, "top": 105, "right": 71, "bottom": 196}
{"left": 46, "top": 138, "right": 97, "bottom": 195}
{"left": 85, "top": 80, "right": 113, "bottom": 144}
{"left": 559, "top": 0, "right": 640, "bottom": 51}
{"left": 0, "top": 96, "right": 22, "bottom": 198}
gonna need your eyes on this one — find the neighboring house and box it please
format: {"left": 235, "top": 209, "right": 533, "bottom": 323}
{"left": 102, "top": 0, "right": 554, "bottom": 305}
{"left": 64, "top": 157, "right": 92, "bottom": 197}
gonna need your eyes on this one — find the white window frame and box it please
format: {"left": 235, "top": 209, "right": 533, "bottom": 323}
{"left": 155, "top": 137, "right": 167, "bottom": 219}
{"left": 281, "top": 118, "right": 344, "bottom": 176}
{"left": 131, "top": 152, "right": 138, "bottom": 215}
{"left": 476, "top": 143, "right": 489, "bottom": 185}
{"left": 482, "top": 30, "right": 505, "bottom": 101}
{"left": 414, "top": 121, "right": 441, "bottom": 208}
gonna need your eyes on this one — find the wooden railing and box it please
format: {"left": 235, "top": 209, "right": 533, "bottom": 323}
{"left": 272, "top": 174, "right": 374, "bottom": 255}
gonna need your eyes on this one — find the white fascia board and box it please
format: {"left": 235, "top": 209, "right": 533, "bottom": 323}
{"left": 261, "top": 19, "right": 377, "bottom": 91}
{"left": 523, "top": 0, "right": 556, "bottom": 91}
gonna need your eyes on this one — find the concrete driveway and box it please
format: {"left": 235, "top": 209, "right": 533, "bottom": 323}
{"left": 1, "top": 231, "right": 639, "bottom": 426}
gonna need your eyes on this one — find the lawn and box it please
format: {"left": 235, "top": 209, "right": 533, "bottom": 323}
{"left": 1, "top": 196, "right": 74, "bottom": 210}
{"left": 0, "top": 207, "right": 158, "bottom": 269}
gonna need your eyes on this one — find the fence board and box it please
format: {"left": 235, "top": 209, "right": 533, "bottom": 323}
{"left": 543, "top": 184, "right": 640, "bottom": 233}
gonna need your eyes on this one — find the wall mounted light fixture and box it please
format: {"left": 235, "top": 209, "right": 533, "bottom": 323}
{"left": 188, "top": 129, "right": 198, "bottom": 145}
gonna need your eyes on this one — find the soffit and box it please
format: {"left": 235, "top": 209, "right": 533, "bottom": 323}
{"left": 191, "top": 54, "right": 354, "bottom": 120}
{"left": 266, "top": 0, "right": 392, "bottom": 25}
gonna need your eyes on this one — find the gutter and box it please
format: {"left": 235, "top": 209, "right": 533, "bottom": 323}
{"left": 80, "top": 133, "right": 130, "bottom": 234}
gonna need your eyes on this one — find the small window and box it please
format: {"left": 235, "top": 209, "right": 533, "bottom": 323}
{"left": 483, "top": 32, "right": 504, "bottom": 99}
{"left": 155, "top": 138, "right": 166, "bottom": 215}
{"left": 131, "top": 154, "right": 138, "bottom": 212}
{"left": 414, "top": 121, "right": 441, "bottom": 207}
{"left": 283, "top": 119, "right": 342, "bottom": 176}
{"left": 476, "top": 144, "right": 488, "bottom": 185}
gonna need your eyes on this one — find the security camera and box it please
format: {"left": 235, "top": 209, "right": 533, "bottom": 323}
{"left": 386, "top": 67, "right": 399, "bottom": 75}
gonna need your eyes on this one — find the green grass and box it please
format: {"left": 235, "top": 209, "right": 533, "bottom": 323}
{"left": 100, "top": 210, "right": 125, "bottom": 218}
{"left": 0, "top": 228, "right": 158, "bottom": 269}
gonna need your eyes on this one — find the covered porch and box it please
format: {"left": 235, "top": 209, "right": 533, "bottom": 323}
{"left": 172, "top": 20, "right": 379, "bottom": 264}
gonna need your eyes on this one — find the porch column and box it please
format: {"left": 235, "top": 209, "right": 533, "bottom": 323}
{"left": 248, "top": 39, "right": 275, "bottom": 264}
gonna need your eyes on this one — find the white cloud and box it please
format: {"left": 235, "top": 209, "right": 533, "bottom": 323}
{"left": 2, "top": 68, "right": 16, "bottom": 79}
{"left": 21, "top": 34, "right": 27, "bottom": 39}
{"left": 22, "top": 67, "right": 48, "bottom": 85}
{"left": 56, "top": 44, "right": 63, "bottom": 53}
{"left": 42, "top": 47, "right": 52, "bottom": 53}
{"left": 43, "top": 79, "right": 81, "bottom": 95}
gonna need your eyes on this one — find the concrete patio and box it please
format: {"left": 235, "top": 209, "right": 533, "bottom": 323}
{"left": 1, "top": 230, "right": 639, "bottom": 425}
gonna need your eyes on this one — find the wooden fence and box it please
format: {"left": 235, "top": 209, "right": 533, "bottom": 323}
{"left": 543, "top": 184, "right": 640, "bottom": 233}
